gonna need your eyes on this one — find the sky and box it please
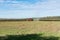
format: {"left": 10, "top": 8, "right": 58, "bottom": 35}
{"left": 0, "top": 0, "right": 60, "bottom": 18}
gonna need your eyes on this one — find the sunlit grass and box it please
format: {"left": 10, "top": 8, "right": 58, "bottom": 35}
{"left": 0, "top": 21, "right": 60, "bottom": 37}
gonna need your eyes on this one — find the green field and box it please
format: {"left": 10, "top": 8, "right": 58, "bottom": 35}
{"left": 0, "top": 21, "right": 60, "bottom": 40}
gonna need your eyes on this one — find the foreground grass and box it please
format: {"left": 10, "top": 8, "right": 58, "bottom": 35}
{"left": 0, "top": 21, "right": 60, "bottom": 37}
{"left": 0, "top": 34, "right": 60, "bottom": 40}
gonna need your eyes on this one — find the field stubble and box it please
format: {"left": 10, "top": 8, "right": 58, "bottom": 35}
{"left": 0, "top": 21, "right": 60, "bottom": 36}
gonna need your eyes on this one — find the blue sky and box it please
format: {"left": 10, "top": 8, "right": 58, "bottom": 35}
{"left": 0, "top": 0, "right": 60, "bottom": 18}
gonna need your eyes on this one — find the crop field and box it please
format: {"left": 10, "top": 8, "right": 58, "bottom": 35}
{"left": 0, "top": 21, "right": 60, "bottom": 40}
{"left": 0, "top": 21, "right": 59, "bottom": 36}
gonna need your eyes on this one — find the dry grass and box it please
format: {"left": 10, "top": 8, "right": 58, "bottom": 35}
{"left": 0, "top": 21, "right": 60, "bottom": 36}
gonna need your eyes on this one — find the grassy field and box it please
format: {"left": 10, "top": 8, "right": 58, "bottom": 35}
{"left": 0, "top": 21, "right": 60, "bottom": 40}
{"left": 0, "top": 21, "right": 60, "bottom": 37}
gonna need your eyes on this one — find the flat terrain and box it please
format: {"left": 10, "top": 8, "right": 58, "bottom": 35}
{"left": 0, "top": 21, "right": 60, "bottom": 37}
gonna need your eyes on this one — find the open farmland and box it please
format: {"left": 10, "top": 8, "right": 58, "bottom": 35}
{"left": 0, "top": 21, "right": 60, "bottom": 37}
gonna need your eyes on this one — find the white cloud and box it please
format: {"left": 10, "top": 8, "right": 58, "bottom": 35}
{"left": 0, "top": 0, "right": 60, "bottom": 18}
